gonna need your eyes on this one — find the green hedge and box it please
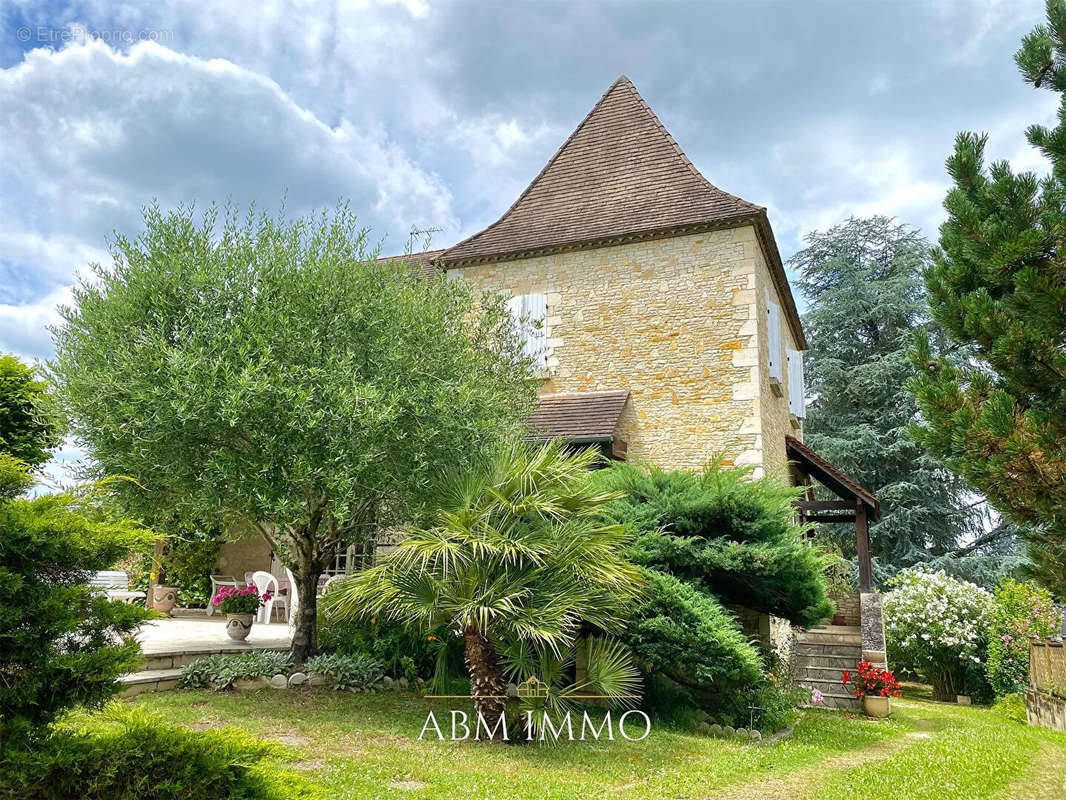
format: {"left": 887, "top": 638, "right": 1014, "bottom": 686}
{"left": 0, "top": 707, "right": 319, "bottom": 800}
{"left": 317, "top": 612, "right": 461, "bottom": 684}
{"left": 593, "top": 461, "right": 833, "bottom": 627}
{"left": 619, "top": 569, "right": 796, "bottom": 730}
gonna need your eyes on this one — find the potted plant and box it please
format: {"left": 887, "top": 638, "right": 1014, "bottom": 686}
{"left": 212, "top": 585, "right": 270, "bottom": 641}
{"left": 842, "top": 661, "right": 902, "bottom": 718}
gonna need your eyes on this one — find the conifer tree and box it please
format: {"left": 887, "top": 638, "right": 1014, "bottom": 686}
{"left": 794, "top": 217, "right": 998, "bottom": 581}
{"left": 908, "top": 0, "right": 1066, "bottom": 596}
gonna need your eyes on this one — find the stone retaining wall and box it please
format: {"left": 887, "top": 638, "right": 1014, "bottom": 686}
{"left": 1026, "top": 688, "right": 1066, "bottom": 733}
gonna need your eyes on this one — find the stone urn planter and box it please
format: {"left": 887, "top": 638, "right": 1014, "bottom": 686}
{"left": 226, "top": 613, "right": 254, "bottom": 641}
{"left": 151, "top": 586, "right": 178, "bottom": 616}
{"left": 863, "top": 695, "right": 891, "bottom": 718}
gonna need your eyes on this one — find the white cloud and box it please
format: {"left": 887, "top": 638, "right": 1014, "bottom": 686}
{"left": 0, "top": 37, "right": 458, "bottom": 295}
{"left": 0, "top": 284, "right": 73, "bottom": 363}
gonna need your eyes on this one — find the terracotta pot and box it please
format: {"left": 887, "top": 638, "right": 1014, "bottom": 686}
{"left": 226, "top": 613, "right": 254, "bottom": 641}
{"left": 862, "top": 695, "right": 891, "bottom": 718}
{"left": 151, "top": 586, "right": 178, "bottom": 615}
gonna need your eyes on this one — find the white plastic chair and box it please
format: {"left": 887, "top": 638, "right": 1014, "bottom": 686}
{"left": 250, "top": 571, "right": 281, "bottom": 624}
{"left": 318, "top": 573, "right": 345, "bottom": 598}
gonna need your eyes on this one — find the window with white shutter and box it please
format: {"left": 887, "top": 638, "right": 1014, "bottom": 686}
{"left": 787, "top": 348, "right": 806, "bottom": 419}
{"left": 766, "top": 292, "right": 783, "bottom": 384}
{"left": 506, "top": 293, "right": 547, "bottom": 370}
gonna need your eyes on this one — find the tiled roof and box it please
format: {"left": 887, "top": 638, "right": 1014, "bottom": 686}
{"left": 442, "top": 76, "right": 762, "bottom": 265}
{"left": 376, "top": 248, "right": 446, "bottom": 279}
{"left": 786, "top": 435, "right": 881, "bottom": 520}
{"left": 529, "top": 390, "right": 630, "bottom": 441}
{"left": 438, "top": 76, "right": 806, "bottom": 349}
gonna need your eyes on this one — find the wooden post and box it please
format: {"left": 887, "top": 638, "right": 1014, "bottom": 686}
{"left": 855, "top": 500, "right": 873, "bottom": 592}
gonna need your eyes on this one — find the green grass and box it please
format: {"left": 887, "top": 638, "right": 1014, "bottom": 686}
{"left": 127, "top": 687, "right": 1066, "bottom": 800}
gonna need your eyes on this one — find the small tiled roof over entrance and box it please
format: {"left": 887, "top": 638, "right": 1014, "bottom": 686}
{"left": 786, "top": 435, "right": 881, "bottom": 520}
{"left": 529, "top": 389, "right": 630, "bottom": 442}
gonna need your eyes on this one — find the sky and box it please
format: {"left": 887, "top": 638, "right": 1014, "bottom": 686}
{"left": 0, "top": 0, "right": 1058, "bottom": 485}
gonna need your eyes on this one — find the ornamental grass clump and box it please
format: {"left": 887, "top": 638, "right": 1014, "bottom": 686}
{"left": 213, "top": 585, "right": 269, "bottom": 615}
{"left": 883, "top": 569, "right": 992, "bottom": 701}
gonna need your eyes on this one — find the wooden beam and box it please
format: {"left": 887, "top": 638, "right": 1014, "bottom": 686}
{"left": 804, "top": 514, "right": 858, "bottom": 524}
{"left": 796, "top": 500, "right": 854, "bottom": 512}
{"left": 856, "top": 499, "right": 873, "bottom": 592}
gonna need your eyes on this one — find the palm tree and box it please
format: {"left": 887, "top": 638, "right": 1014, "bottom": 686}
{"left": 325, "top": 441, "right": 645, "bottom": 736}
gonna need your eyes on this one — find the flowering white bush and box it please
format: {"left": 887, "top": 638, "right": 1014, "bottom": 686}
{"left": 883, "top": 569, "right": 992, "bottom": 700}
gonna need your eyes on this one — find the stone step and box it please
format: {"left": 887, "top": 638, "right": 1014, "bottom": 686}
{"left": 119, "top": 668, "right": 183, "bottom": 697}
{"left": 140, "top": 643, "right": 285, "bottom": 671}
{"left": 796, "top": 665, "right": 853, "bottom": 681}
{"left": 792, "top": 652, "right": 859, "bottom": 669}
{"left": 797, "top": 676, "right": 860, "bottom": 696}
{"left": 795, "top": 627, "right": 862, "bottom": 646}
{"left": 807, "top": 693, "right": 862, "bottom": 710}
{"left": 806, "top": 625, "right": 862, "bottom": 635}
{"left": 793, "top": 643, "right": 863, "bottom": 658}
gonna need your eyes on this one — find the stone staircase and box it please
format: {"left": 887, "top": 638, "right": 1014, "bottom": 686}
{"left": 793, "top": 625, "right": 863, "bottom": 710}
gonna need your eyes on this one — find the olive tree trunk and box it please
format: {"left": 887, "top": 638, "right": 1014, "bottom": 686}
{"left": 463, "top": 626, "right": 508, "bottom": 739}
{"left": 280, "top": 529, "right": 329, "bottom": 664}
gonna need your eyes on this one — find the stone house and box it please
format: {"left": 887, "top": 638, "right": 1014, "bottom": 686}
{"left": 439, "top": 75, "right": 808, "bottom": 479}
{"left": 215, "top": 78, "right": 884, "bottom": 703}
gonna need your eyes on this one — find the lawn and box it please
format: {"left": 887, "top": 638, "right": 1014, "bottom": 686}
{"left": 125, "top": 687, "right": 1066, "bottom": 800}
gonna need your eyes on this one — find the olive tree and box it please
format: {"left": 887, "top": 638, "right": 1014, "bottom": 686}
{"left": 50, "top": 203, "right": 536, "bottom": 660}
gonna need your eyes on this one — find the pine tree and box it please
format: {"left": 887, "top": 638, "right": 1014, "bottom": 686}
{"left": 908, "top": 0, "right": 1066, "bottom": 597}
{"left": 794, "top": 217, "right": 999, "bottom": 580}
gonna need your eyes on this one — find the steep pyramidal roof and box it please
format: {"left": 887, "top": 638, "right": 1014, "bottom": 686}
{"left": 438, "top": 76, "right": 804, "bottom": 347}
{"left": 442, "top": 76, "right": 763, "bottom": 264}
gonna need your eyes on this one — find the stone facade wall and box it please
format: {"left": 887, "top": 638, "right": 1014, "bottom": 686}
{"left": 216, "top": 532, "right": 272, "bottom": 580}
{"left": 451, "top": 226, "right": 798, "bottom": 474}
{"left": 830, "top": 593, "right": 862, "bottom": 627}
{"left": 751, "top": 240, "right": 804, "bottom": 477}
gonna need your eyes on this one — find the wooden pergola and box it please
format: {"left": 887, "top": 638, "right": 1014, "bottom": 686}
{"left": 786, "top": 436, "right": 881, "bottom": 592}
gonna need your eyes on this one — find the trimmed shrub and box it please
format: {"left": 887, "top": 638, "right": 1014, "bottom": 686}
{"left": 317, "top": 612, "right": 461, "bottom": 684}
{"left": 618, "top": 568, "right": 794, "bottom": 728}
{"left": 883, "top": 569, "right": 992, "bottom": 701}
{"left": 987, "top": 578, "right": 1063, "bottom": 695}
{"left": 593, "top": 461, "right": 833, "bottom": 627}
{"left": 0, "top": 455, "right": 151, "bottom": 744}
{"left": 178, "top": 651, "right": 292, "bottom": 690}
{"left": 305, "top": 653, "right": 384, "bottom": 691}
{"left": 0, "top": 707, "right": 318, "bottom": 800}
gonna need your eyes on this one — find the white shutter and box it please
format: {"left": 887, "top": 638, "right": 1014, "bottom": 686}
{"left": 767, "top": 293, "right": 783, "bottom": 383}
{"left": 525, "top": 293, "right": 547, "bottom": 369}
{"left": 506, "top": 293, "right": 547, "bottom": 370}
{"left": 787, "top": 348, "right": 806, "bottom": 419}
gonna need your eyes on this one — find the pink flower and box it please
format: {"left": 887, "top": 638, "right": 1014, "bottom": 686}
{"left": 811, "top": 688, "right": 825, "bottom": 706}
